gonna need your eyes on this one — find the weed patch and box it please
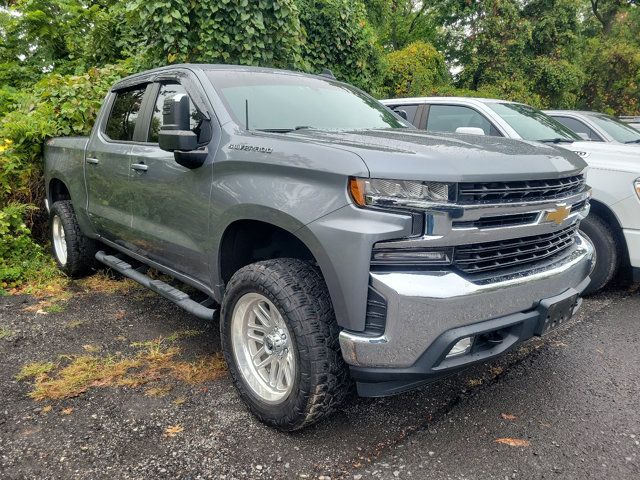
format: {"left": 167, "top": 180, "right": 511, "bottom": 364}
{"left": 76, "top": 272, "right": 138, "bottom": 294}
{"left": 0, "top": 327, "right": 13, "bottom": 339}
{"left": 16, "top": 362, "right": 57, "bottom": 381}
{"left": 17, "top": 337, "right": 226, "bottom": 401}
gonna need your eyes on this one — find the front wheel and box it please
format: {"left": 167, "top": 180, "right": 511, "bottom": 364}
{"left": 220, "top": 259, "right": 350, "bottom": 431}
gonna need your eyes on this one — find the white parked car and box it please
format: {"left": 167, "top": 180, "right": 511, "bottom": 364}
{"left": 619, "top": 116, "right": 640, "bottom": 130}
{"left": 544, "top": 110, "right": 640, "bottom": 146}
{"left": 381, "top": 97, "right": 640, "bottom": 293}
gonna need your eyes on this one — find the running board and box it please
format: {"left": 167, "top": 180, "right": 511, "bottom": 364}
{"left": 95, "top": 251, "right": 216, "bottom": 320}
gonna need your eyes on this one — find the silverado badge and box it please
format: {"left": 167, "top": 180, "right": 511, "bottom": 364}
{"left": 545, "top": 205, "right": 570, "bottom": 225}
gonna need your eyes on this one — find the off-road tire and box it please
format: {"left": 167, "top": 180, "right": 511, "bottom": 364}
{"left": 49, "top": 200, "right": 97, "bottom": 278}
{"left": 220, "top": 258, "right": 351, "bottom": 431}
{"left": 580, "top": 213, "right": 620, "bottom": 295}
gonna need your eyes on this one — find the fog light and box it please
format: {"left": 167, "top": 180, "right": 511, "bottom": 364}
{"left": 446, "top": 336, "right": 474, "bottom": 358}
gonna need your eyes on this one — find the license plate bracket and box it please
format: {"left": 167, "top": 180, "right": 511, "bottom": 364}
{"left": 536, "top": 292, "right": 580, "bottom": 336}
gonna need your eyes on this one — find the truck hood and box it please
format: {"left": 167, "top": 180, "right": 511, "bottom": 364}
{"left": 282, "top": 128, "right": 586, "bottom": 182}
{"left": 559, "top": 141, "right": 640, "bottom": 174}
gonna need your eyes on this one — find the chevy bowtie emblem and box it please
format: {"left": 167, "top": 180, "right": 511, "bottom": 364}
{"left": 545, "top": 205, "right": 570, "bottom": 225}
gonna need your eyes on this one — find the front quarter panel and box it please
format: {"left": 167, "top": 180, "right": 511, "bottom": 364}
{"left": 208, "top": 127, "right": 377, "bottom": 316}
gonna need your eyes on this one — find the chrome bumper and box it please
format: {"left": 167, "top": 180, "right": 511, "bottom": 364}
{"left": 339, "top": 233, "right": 595, "bottom": 369}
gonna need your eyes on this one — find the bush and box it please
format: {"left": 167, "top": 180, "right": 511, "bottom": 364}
{"left": 0, "top": 203, "right": 55, "bottom": 292}
{"left": 0, "top": 61, "right": 134, "bottom": 288}
{"left": 0, "top": 61, "right": 133, "bottom": 207}
{"left": 297, "top": 0, "right": 381, "bottom": 92}
{"left": 380, "top": 41, "right": 450, "bottom": 98}
{"left": 129, "top": 0, "right": 304, "bottom": 69}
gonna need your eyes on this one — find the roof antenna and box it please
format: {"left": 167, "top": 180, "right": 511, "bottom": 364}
{"left": 320, "top": 68, "right": 336, "bottom": 80}
{"left": 245, "top": 99, "right": 250, "bottom": 130}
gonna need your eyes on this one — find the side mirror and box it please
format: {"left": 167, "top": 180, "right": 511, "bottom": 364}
{"left": 159, "top": 94, "right": 199, "bottom": 152}
{"left": 395, "top": 109, "right": 408, "bottom": 120}
{"left": 455, "top": 126, "right": 486, "bottom": 136}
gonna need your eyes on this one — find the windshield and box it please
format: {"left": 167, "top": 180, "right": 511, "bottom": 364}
{"left": 488, "top": 103, "right": 581, "bottom": 142}
{"left": 206, "top": 70, "right": 408, "bottom": 131}
{"left": 587, "top": 113, "right": 640, "bottom": 143}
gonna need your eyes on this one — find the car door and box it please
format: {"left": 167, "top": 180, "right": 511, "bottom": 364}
{"left": 127, "top": 77, "right": 216, "bottom": 283}
{"left": 425, "top": 104, "right": 502, "bottom": 136}
{"left": 85, "top": 84, "right": 152, "bottom": 243}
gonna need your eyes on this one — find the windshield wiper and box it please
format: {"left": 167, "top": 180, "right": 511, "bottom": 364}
{"left": 539, "top": 137, "right": 574, "bottom": 144}
{"left": 624, "top": 139, "right": 640, "bottom": 144}
{"left": 255, "top": 126, "right": 314, "bottom": 133}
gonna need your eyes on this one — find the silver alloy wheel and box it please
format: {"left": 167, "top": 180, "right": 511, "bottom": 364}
{"left": 230, "top": 292, "right": 296, "bottom": 404}
{"left": 52, "top": 215, "right": 67, "bottom": 266}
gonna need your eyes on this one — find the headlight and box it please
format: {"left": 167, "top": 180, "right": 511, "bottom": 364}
{"left": 635, "top": 178, "right": 640, "bottom": 200}
{"left": 349, "top": 177, "right": 452, "bottom": 209}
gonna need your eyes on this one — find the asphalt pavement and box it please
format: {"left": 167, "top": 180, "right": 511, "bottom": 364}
{"left": 0, "top": 280, "right": 638, "bottom": 479}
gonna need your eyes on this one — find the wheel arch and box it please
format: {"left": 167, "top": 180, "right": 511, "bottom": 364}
{"left": 212, "top": 209, "right": 345, "bottom": 326}
{"left": 48, "top": 177, "right": 72, "bottom": 205}
{"left": 586, "top": 199, "right": 630, "bottom": 268}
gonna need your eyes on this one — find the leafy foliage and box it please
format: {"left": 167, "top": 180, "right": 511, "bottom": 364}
{"left": 297, "top": 0, "right": 381, "bottom": 91}
{"left": 128, "top": 0, "right": 304, "bottom": 69}
{"left": 380, "top": 41, "right": 450, "bottom": 97}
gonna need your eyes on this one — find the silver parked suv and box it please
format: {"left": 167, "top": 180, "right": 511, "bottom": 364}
{"left": 44, "top": 66, "right": 594, "bottom": 430}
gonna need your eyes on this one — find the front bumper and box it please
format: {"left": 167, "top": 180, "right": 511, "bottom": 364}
{"left": 623, "top": 228, "right": 640, "bottom": 272}
{"left": 339, "top": 233, "right": 595, "bottom": 396}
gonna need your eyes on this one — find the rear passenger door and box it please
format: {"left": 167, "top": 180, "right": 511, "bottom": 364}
{"left": 425, "top": 104, "right": 502, "bottom": 136}
{"left": 127, "top": 78, "right": 217, "bottom": 283}
{"left": 86, "top": 84, "right": 151, "bottom": 243}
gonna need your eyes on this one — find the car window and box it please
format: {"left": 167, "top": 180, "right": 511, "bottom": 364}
{"left": 487, "top": 103, "right": 580, "bottom": 142}
{"left": 388, "top": 104, "right": 420, "bottom": 125}
{"left": 426, "top": 104, "right": 500, "bottom": 136}
{"left": 206, "top": 70, "right": 408, "bottom": 131}
{"left": 587, "top": 113, "right": 640, "bottom": 143}
{"left": 105, "top": 87, "right": 146, "bottom": 141}
{"left": 552, "top": 116, "right": 603, "bottom": 141}
{"left": 149, "top": 83, "right": 201, "bottom": 143}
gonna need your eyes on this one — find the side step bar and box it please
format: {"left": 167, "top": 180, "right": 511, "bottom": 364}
{"left": 95, "top": 251, "right": 216, "bottom": 321}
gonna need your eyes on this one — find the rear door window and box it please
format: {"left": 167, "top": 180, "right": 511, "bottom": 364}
{"left": 553, "top": 116, "right": 603, "bottom": 141}
{"left": 105, "top": 87, "right": 146, "bottom": 141}
{"left": 426, "top": 104, "right": 501, "bottom": 136}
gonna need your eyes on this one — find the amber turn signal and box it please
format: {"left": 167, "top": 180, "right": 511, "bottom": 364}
{"left": 349, "top": 177, "right": 366, "bottom": 207}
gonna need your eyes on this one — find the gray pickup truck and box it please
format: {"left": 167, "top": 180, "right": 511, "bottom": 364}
{"left": 44, "top": 64, "right": 594, "bottom": 430}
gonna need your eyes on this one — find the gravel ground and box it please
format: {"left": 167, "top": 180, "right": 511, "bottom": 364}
{"left": 0, "top": 278, "right": 638, "bottom": 479}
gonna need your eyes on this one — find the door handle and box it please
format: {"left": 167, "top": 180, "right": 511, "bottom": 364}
{"left": 86, "top": 157, "right": 100, "bottom": 165}
{"left": 131, "top": 163, "right": 148, "bottom": 172}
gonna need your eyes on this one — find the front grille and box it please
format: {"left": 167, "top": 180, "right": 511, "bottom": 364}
{"left": 458, "top": 175, "right": 585, "bottom": 204}
{"left": 454, "top": 224, "right": 578, "bottom": 274}
{"left": 453, "top": 212, "right": 539, "bottom": 229}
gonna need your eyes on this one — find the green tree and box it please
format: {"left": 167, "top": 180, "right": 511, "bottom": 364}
{"left": 128, "top": 0, "right": 304, "bottom": 69}
{"left": 296, "top": 0, "right": 381, "bottom": 91}
{"left": 380, "top": 41, "right": 450, "bottom": 97}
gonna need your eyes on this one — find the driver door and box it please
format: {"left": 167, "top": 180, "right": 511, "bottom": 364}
{"left": 127, "top": 79, "right": 216, "bottom": 284}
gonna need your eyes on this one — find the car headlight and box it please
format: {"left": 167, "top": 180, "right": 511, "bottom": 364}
{"left": 635, "top": 178, "right": 640, "bottom": 200}
{"left": 349, "top": 177, "right": 452, "bottom": 209}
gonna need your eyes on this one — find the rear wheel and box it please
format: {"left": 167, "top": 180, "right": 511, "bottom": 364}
{"left": 579, "top": 214, "right": 620, "bottom": 295}
{"left": 49, "top": 201, "right": 97, "bottom": 278}
{"left": 220, "top": 258, "right": 350, "bottom": 431}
